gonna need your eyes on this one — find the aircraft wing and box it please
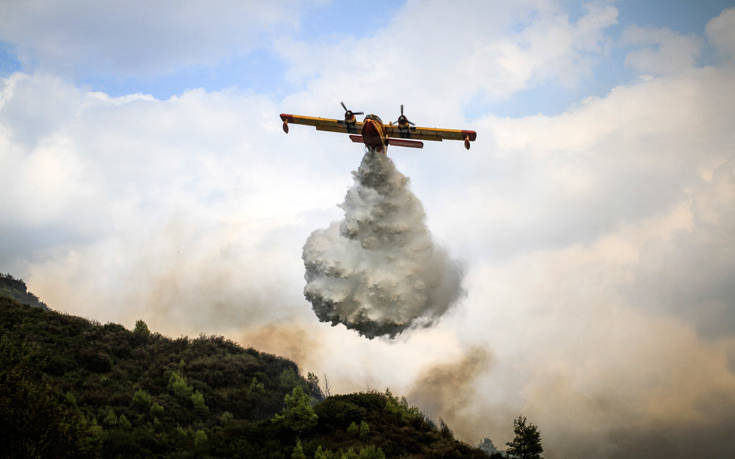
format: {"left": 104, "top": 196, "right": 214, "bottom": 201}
{"left": 382, "top": 124, "right": 477, "bottom": 143}
{"left": 280, "top": 114, "right": 363, "bottom": 134}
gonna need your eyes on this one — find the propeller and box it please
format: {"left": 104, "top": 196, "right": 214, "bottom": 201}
{"left": 341, "top": 101, "right": 363, "bottom": 122}
{"left": 395, "top": 104, "right": 415, "bottom": 126}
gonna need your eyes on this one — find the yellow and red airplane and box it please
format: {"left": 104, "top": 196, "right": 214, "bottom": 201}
{"left": 280, "top": 103, "right": 477, "bottom": 151}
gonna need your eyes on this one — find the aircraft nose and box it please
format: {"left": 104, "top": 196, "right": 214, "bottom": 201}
{"left": 362, "top": 119, "right": 376, "bottom": 136}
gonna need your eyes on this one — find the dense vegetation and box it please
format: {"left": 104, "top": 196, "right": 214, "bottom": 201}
{"left": 0, "top": 273, "right": 47, "bottom": 310}
{"left": 1, "top": 287, "right": 491, "bottom": 458}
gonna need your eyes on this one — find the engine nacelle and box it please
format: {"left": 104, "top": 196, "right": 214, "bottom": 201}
{"left": 344, "top": 112, "right": 357, "bottom": 125}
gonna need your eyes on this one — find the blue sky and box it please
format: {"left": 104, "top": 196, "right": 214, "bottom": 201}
{"left": 1, "top": 0, "right": 731, "bottom": 116}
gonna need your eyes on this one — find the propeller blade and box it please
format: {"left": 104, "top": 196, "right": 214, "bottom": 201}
{"left": 340, "top": 101, "right": 347, "bottom": 111}
{"left": 400, "top": 104, "right": 404, "bottom": 115}
{"left": 408, "top": 120, "right": 415, "bottom": 126}
{"left": 353, "top": 112, "right": 364, "bottom": 115}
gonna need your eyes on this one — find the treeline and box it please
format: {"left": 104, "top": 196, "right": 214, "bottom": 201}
{"left": 0, "top": 273, "right": 48, "bottom": 310}
{"left": 0, "top": 296, "right": 490, "bottom": 458}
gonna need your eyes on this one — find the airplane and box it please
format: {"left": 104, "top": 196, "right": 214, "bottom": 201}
{"left": 280, "top": 103, "right": 477, "bottom": 151}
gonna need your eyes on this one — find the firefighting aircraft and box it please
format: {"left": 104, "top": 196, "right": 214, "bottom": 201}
{"left": 280, "top": 102, "right": 477, "bottom": 150}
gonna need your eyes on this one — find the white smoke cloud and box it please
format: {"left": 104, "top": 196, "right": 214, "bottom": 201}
{"left": 303, "top": 148, "right": 464, "bottom": 339}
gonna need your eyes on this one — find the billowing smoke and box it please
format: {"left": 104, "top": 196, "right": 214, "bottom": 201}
{"left": 407, "top": 347, "right": 492, "bottom": 440}
{"left": 302, "top": 147, "right": 464, "bottom": 339}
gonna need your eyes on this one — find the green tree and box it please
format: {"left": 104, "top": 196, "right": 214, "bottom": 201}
{"left": 314, "top": 445, "right": 328, "bottom": 459}
{"left": 291, "top": 440, "right": 306, "bottom": 459}
{"left": 133, "top": 319, "right": 150, "bottom": 336}
{"left": 191, "top": 390, "right": 208, "bottom": 414}
{"left": 279, "top": 367, "right": 300, "bottom": 390}
{"left": 118, "top": 414, "right": 131, "bottom": 430}
{"left": 272, "top": 385, "right": 318, "bottom": 433}
{"left": 359, "top": 420, "right": 370, "bottom": 438}
{"left": 194, "top": 429, "right": 208, "bottom": 446}
{"left": 0, "top": 368, "right": 102, "bottom": 458}
{"left": 347, "top": 421, "right": 358, "bottom": 435}
{"left": 384, "top": 389, "right": 423, "bottom": 423}
{"left": 132, "top": 389, "right": 152, "bottom": 411}
{"left": 307, "top": 372, "right": 324, "bottom": 398}
{"left": 440, "top": 418, "right": 453, "bottom": 439}
{"left": 150, "top": 401, "right": 164, "bottom": 418}
{"left": 168, "top": 370, "right": 193, "bottom": 400}
{"left": 358, "top": 445, "right": 385, "bottom": 459}
{"left": 102, "top": 407, "right": 117, "bottom": 427}
{"left": 506, "top": 416, "right": 543, "bottom": 459}
{"left": 249, "top": 377, "right": 265, "bottom": 394}
{"left": 64, "top": 391, "right": 77, "bottom": 407}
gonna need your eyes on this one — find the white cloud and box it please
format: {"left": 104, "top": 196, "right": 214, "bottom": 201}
{"left": 623, "top": 26, "right": 702, "bottom": 76}
{"left": 706, "top": 7, "right": 735, "bottom": 59}
{"left": 0, "top": 0, "right": 312, "bottom": 76}
{"left": 434, "top": 65, "right": 735, "bottom": 262}
{"left": 465, "top": 2, "right": 618, "bottom": 95}
{"left": 276, "top": 0, "right": 618, "bottom": 121}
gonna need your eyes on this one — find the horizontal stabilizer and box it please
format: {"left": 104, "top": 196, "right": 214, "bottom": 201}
{"left": 387, "top": 138, "right": 424, "bottom": 149}
{"left": 349, "top": 135, "right": 364, "bottom": 143}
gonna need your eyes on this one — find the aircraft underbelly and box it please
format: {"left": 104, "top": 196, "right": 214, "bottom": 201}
{"left": 361, "top": 120, "right": 384, "bottom": 148}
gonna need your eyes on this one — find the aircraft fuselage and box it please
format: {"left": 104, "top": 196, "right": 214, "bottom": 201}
{"left": 361, "top": 118, "right": 386, "bottom": 149}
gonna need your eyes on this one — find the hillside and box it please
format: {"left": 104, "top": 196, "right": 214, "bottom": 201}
{"left": 0, "top": 288, "right": 490, "bottom": 458}
{"left": 0, "top": 273, "right": 48, "bottom": 310}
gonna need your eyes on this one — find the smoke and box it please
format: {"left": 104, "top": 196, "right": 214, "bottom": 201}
{"left": 241, "top": 321, "right": 321, "bottom": 370}
{"left": 407, "top": 347, "right": 491, "bottom": 440}
{"left": 302, "top": 147, "right": 464, "bottom": 339}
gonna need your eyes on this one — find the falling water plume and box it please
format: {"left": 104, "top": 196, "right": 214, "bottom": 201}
{"left": 302, "top": 147, "right": 464, "bottom": 339}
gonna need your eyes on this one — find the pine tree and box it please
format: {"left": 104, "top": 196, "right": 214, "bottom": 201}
{"left": 291, "top": 440, "right": 306, "bottom": 459}
{"left": 314, "top": 445, "right": 328, "bottom": 459}
{"left": 118, "top": 414, "right": 131, "bottom": 430}
{"left": 505, "top": 416, "right": 543, "bottom": 459}
{"left": 359, "top": 420, "right": 370, "bottom": 438}
{"left": 272, "top": 386, "right": 318, "bottom": 433}
{"left": 133, "top": 320, "right": 150, "bottom": 337}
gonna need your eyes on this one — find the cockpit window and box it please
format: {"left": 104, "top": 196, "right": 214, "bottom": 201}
{"left": 364, "top": 114, "right": 383, "bottom": 124}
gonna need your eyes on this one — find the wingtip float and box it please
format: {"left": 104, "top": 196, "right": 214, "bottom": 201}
{"left": 280, "top": 103, "right": 477, "bottom": 151}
